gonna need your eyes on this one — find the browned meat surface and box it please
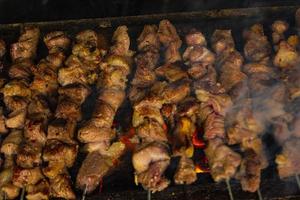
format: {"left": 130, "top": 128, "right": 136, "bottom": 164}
{"left": 26, "top": 179, "right": 50, "bottom": 200}
{"left": 55, "top": 98, "right": 81, "bottom": 121}
{"left": 273, "top": 41, "right": 298, "bottom": 69}
{"left": 10, "top": 26, "right": 40, "bottom": 61}
{"left": 24, "top": 120, "right": 47, "bottom": 144}
{"left": 237, "top": 149, "right": 261, "bottom": 192}
{"left": 1, "top": 130, "right": 23, "bottom": 156}
{"left": 158, "top": 20, "right": 182, "bottom": 63}
{"left": 211, "top": 30, "right": 235, "bottom": 55}
{"left": 12, "top": 167, "right": 43, "bottom": 187}
{"left": 50, "top": 174, "right": 76, "bottom": 199}
{"left": 243, "top": 24, "right": 271, "bottom": 62}
{"left": 183, "top": 45, "right": 215, "bottom": 66}
{"left": 174, "top": 155, "right": 197, "bottom": 185}
{"left": 16, "top": 142, "right": 42, "bottom": 168}
{"left": 160, "top": 79, "right": 191, "bottom": 104}
{"left": 110, "top": 26, "right": 132, "bottom": 57}
{"left": 43, "top": 140, "right": 78, "bottom": 168}
{"left": 1, "top": 184, "right": 20, "bottom": 199}
{"left": 205, "top": 138, "right": 241, "bottom": 182}
{"left": 47, "top": 119, "right": 76, "bottom": 143}
{"left": 136, "top": 119, "right": 168, "bottom": 142}
{"left": 58, "top": 83, "right": 91, "bottom": 105}
{"left": 132, "top": 142, "right": 170, "bottom": 192}
{"left": 271, "top": 20, "right": 289, "bottom": 46}
{"left": 76, "top": 151, "right": 111, "bottom": 193}
{"left": 276, "top": 139, "right": 300, "bottom": 178}
{"left": 155, "top": 63, "right": 188, "bottom": 82}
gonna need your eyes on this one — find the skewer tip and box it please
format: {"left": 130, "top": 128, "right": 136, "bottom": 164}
{"left": 147, "top": 190, "right": 151, "bottom": 200}
{"left": 295, "top": 174, "right": 300, "bottom": 190}
{"left": 81, "top": 184, "right": 88, "bottom": 200}
{"left": 225, "top": 179, "right": 234, "bottom": 200}
{"left": 257, "top": 187, "right": 263, "bottom": 200}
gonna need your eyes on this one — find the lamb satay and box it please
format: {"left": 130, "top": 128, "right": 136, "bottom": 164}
{"left": 271, "top": 16, "right": 300, "bottom": 187}
{"left": 0, "top": 130, "right": 22, "bottom": 199}
{"left": 129, "top": 25, "right": 160, "bottom": 103}
{"left": 0, "top": 26, "right": 40, "bottom": 198}
{"left": 0, "top": 41, "right": 8, "bottom": 136}
{"left": 76, "top": 26, "right": 132, "bottom": 196}
{"left": 210, "top": 28, "right": 266, "bottom": 193}
{"left": 2, "top": 26, "right": 40, "bottom": 129}
{"left": 187, "top": 30, "right": 241, "bottom": 197}
{"left": 13, "top": 32, "right": 71, "bottom": 200}
{"left": 170, "top": 30, "right": 215, "bottom": 185}
{"left": 42, "top": 30, "right": 102, "bottom": 199}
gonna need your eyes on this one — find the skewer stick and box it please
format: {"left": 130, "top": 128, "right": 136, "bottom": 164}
{"left": 257, "top": 188, "right": 263, "bottom": 200}
{"left": 147, "top": 190, "right": 151, "bottom": 200}
{"left": 295, "top": 174, "right": 300, "bottom": 190}
{"left": 20, "top": 187, "right": 25, "bottom": 200}
{"left": 81, "top": 184, "right": 88, "bottom": 200}
{"left": 226, "top": 179, "right": 234, "bottom": 200}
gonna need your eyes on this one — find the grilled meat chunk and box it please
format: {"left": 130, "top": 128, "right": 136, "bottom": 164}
{"left": 205, "top": 138, "right": 241, "bottom": 182}
{"left": 12, "top": 167, "right": 43, "bottom": 187}
{"left": 50, "top": 174, "right": 75, "bottom": 199}
{"left": 174, "top": 155, "right": 197, "bottom": 185}
{"left": 1, "top": 130, "right": 23, "bottom": 156}
{"left": 276, "top": 138, "right": 300, "bottom": 179}
{"left": 132, "top": 142, "right": 170, "bottom": 192}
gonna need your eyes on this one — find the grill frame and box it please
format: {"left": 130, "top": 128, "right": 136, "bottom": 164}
{"left": 0, "top": 5, "right": 300, "bottom": 200}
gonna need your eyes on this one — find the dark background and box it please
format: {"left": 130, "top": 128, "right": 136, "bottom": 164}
{"left": 0, "top": 0, "right": 300, "bottom": 24}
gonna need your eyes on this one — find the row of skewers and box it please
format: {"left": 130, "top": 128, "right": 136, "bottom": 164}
{"left": 0, "top": 8, "right": 299, "bottom": 200}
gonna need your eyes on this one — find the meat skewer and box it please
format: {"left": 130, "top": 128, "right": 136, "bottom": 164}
{"left": 271, "top": 15, "right": 300, "bottom": 190}
{"left": 191, "top": 29, "right": 241, "bottom": 199}
{"left": 76, "top": 26, "right": 133, "bottom": 197}
{"left": 21, "top": 31, "right": 70, "bottom": 200}
{"left": 156, "top": 21, "right": 195, "bottom": 185}
{"left": 42, "top": 30, "right": 103, "bottom": 199}
{"left": 0, "top": 26, "right": 40, "bottom": 199}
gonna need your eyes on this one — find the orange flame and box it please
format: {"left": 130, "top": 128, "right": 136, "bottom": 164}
{"left": 192, "top": 130, "right": 206, "bottom": 149}
{"left": 195, "top": 164, "right": 210, "bottom": 174}
{"left": 120, "top": 127, "right": 136, "bottom": 151}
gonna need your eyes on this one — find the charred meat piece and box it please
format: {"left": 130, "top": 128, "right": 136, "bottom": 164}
{"left": 211, "top": 30, "right": 235, "bottom": 55}
{"left": 10, "top": 26, "right": 40, "bottom": 61}
{"left": 50, "top": 174, "right": 75, "bottom": 199}
{"left": 273, "top": 41, "right": 298, "bottom": 68}
{"left": 160, "top": 79, "right": 191, "bottom": 104}
{"left": 132, "top": 142, "right": 170, "bottom": 192}
{"left": 136, "top": 119, "right": 168, "bottom": 142}
{"left": 174, "top": 155, "right": 197, "bottom": 185}
{"left": 155, "top": 63, "right": 188, "bottom": 82}
{"left": 276, "top": 138, "right": 300, "bottom": 179}
{"left": 47, "top": 119, "right": 76, "bottom": 143}
{"left": 158, "top": 20, "right": 182, "bottom": 63}
{"left": 58, "top": 83, "right": 91, "bottom": 105}
{"left": 12, "top": 167, "right": 43, "bottom": 187}
{"left": 16, "top": 142, "right": 42, "bottom": 168}
{"left": 237, "top": 149, "right": 261, "bottom": 192}
{"left": 26, "top": 179, "right": 50, "bottom": 200}
{"left": 183, "top": 45, "right": 215, "bottom": 66}
{"left": 1, "top": 130, "right": 23, "bottom": 156}
{"left": 43, "top": 140, "right": 78, "bottom": 168}
{"left": 110, "top": 26, "right": 132, "bottom": 57}
{"left": 205, "top": 138, "right": 241, "bottom": 182}
{"left": 243, "top": 24, "right": 271, "bottom": 62}
{"left": 137, "top": 25, "right": 160, "bottom": 51}
{"left": 24, "top": 120, "right": 46, "bottom": 144}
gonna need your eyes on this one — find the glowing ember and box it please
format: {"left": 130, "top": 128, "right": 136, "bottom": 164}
{"left": 120, "top": 127, "right": 136, "bottom": 151}
{"left": 192, "top": 130, "right": 206, "bottom": 149}
{"left": 162, "top": 123, "right": 168, "bottom": 132}
{"left": 99, "top": 179, "right": 103, "bottom": 193}
{"left": 195, "top": 164, "right": 210, "bottom": 174}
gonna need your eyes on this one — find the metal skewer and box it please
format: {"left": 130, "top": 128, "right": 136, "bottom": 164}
{"left": 81, "top": 184, "right": 88, "bottom": 200}
{"left": 147, "top": 190, "right": 151, "bottom": 200}
{"left": 257, "top": 187, "right": 263, "bottom": 200}
{"left": 295, "top": 174, "right": 300, "bottom": 190}
{"left": 226, "top": 179, "right": 234, "bottom": 200}
{"left": 20, "top": 187, "right": 25, "bottom": 200}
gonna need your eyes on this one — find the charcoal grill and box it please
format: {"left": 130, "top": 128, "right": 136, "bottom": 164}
{"left": 0, "top": 5, "right": 300, "bottom": 200}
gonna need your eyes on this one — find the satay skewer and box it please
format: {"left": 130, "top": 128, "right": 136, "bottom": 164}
{"left": 19, "top": 187, "right": 25, "bottom": 200}
{"left": 257, "top": 187, "right": 263, "bottom": 200}
{"left": 226, "top": 179, "right": 234, "bottom": 200}
{"left": 295, "top": 175, "right": 300, "bottom": 190}
{"left": 81, "top": 184, "right": 88, "bottom": 200}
